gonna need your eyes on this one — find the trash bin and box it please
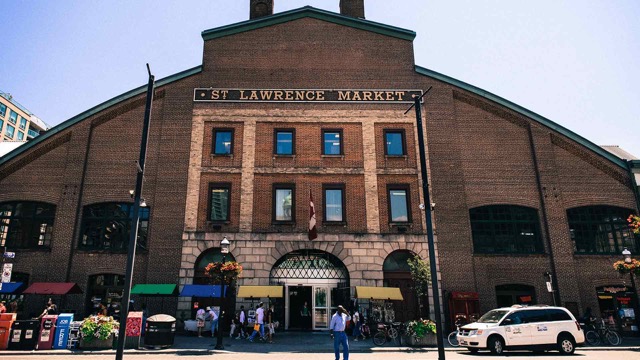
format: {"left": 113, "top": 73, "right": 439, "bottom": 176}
{"left": 53, "top": 313, "right": 74, "bottom": 349}
{"left": 0, "top": 313, "right": 17, "bottom": 350}
{"left": 144, "top": 314, "right": 176, "bottom": 348}
{"left": 37, "top": 315, "right": 58, "bottom": 350}
{"left": 8, "top": 320, "right": 40, "bottom": 350}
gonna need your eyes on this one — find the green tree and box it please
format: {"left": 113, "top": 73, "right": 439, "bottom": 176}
{"left": 407, "top": 254, "right": 431, "bottom": 318}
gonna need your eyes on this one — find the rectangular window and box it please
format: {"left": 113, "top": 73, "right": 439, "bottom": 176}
{"left": 17, "top": 131, "right": 24, "bottom": 140}
{"left": 0, "top": 103, "right": 6, "bottom": 117}
{"left": 209, "top": 184, "right": 230, "bottom": 222}
{"left": 274, "top": 186, "right": 295, "bottom": 222}
{"left": 19, "top": 117, "right": 27, "bottom": 130}
{"left": 384, "top": 130, "right": 406, "bottom": 156}
{"left": 6, "top": 124, "right": 15, "bottom": 138}
{"left": 0, "top": 120, "right": 4, "bottom": 133}
{"left": 323, "top": 185, "right": 345, "bottom": 222}
{"left": 322, "top": 130, "right": 343, "bottom": 155}
{"left": 213, "top": 129, "right": 233, "bottom": 155}
{"left": 274, "top": 129, "right": 294, "bottom": 155}
{"left": 9, "top": 110, "right": 18, "bottom": 124}
{"left": 388, "top": 186, "right": 410, "bottom": 223}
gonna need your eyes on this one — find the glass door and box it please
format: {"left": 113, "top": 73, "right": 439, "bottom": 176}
{"left": 313, "top": 286, "right": 329, "bottom": 329}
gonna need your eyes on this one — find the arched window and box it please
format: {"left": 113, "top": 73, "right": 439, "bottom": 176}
{"left": 79, "top": 203, "right": 150, "bottom": 251}
{"left": 0, "top": 201, "right": 56, "bottom": 249}
{"left": 567, "top": 206, "right": 637, "bottom": 254}
{"left": 194, "top": 248, "right": 237, "bottom": 285}
{"left": 469, "top": 205, "right": 543, "bottom": 254}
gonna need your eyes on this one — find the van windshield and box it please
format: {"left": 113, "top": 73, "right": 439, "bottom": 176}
{"left": 477, "top": 310, "right": 510, "bottom": 323}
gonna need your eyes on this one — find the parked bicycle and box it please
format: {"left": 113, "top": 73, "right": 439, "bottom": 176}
{"left": 373, "top": 322, "right": 405, "bottom": 346}
{"left": 447, "top": 317, "right": 467, "bottom": 347}
{"left": 585, "top": 318, "right": 621, "bottom": 346}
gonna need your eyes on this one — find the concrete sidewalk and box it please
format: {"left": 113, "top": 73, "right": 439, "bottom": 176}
{"left": 2, "top": 331, "right": 639, "bottom": 356}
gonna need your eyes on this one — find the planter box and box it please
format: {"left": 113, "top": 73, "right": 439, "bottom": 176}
{"left": 79, "top": 337, "right": 114, "bottom": 349}
{"left": 404, "top": 333, "right": 437, "bottom": 347}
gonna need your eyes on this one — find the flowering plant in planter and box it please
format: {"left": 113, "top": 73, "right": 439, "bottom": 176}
{"left": 405, "top": 319, "right": 437, "bottom": 338}
{"left": 79, "top": 315, "right": 119, "bottom": 341}
{"left": 629, "top": 214, "right": 640, "bottom": 235}
{"left": 205, "top": 261, "right": 243, "bottom": 284}
{"left": 613, "top": 259, "right": 640, "bottom": 276}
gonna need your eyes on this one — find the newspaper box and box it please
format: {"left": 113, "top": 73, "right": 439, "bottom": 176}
{"left": 53, "top": 313, "right": 74, "bottom": 349}
{"left": 0, "top": 313, "right": 17, "bottom": 350}
{"left": 8, "top": 320, "right": 40, "bottom": 350}
{"left": 37, "top": 315, "right": 58, "bottom": 350}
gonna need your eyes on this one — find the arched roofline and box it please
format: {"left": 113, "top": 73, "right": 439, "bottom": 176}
{"left": 0, "top": 65, "right": 203, "bottom": 167}
{"left": 414, "top": 65, "right": 627, "bottom": 169}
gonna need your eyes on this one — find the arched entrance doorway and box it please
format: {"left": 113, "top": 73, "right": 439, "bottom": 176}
{"left": 383, "top": 250, "right": 426, "bottom": 322}
{"left": 496, "top": 284, "right": 536, "bottom": 307}
{"left": 270, "top": 250, "right": 349, "bottom": 330}
{"left": 192, "top": 248, "right": 237, "bottom": 321}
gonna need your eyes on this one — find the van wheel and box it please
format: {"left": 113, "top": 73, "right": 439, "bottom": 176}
{"left": 558, "top": 335, "right": 576, "bottom": 355}
{"left": 488, "top": 336, "right": 505, "bottom": 355}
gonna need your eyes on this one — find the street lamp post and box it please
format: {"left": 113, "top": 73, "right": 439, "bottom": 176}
{"left": 622, "top": 247, "right": 640, "bottom": 335}
{"left": 215, "top": 237, "right": 230, "bottom": 350}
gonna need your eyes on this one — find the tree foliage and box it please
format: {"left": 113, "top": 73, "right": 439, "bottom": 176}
{"left": 407, "top": 254, "right": 431, "bottom": 297}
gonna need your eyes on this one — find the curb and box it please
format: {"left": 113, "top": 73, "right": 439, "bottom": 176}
{"left": 2, "top": 346, "right": 639, "bottom": 356}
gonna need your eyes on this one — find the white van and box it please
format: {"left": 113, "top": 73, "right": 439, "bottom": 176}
{"left": 457, "top": 305, "right": 585, "bottom": 355}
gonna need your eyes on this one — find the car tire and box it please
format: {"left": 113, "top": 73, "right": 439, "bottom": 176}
{"left": 558, "top": 334, "right": 576, "bottom": 355}
{"left": 468, "top": 348, "right": 479, "bottom": 354}
{"left": 488, "top": 336, "right": 505, "bottom": 355}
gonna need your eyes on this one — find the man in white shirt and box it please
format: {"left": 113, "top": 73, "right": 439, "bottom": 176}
{"left": 248, "top": 302, "right": 265, "bottom": 342}
{"left": 330, "top": 305, "right": 351, "bottom": 360}
{"left": 236, "top": 305, "right": 247, "bottom": 339}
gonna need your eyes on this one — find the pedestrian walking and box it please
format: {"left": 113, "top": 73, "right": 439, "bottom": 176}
{"left": 330, "top": 305, "right": 351, "bottom": 360}
{"left": 248, "top": 302, "right": 265, "bottom": 342}
{"left": 236, "top": 305, "right": 247, "bottom": 339}
{"left": 196, "top": 305, "right": 206, "bottom": 337}
{"left": 351, "top": 308, "right": 361, "bottom": 341}
{"left": 37, "top": 298, "right": 57, "bottom": 319}
{"left": 0, "top": 301, "right": 6, "bottom": 313}
{"left": 266, "top": 303, "right": 275, "bottom": 343}
{"left": 207, "top": 306, "right": 219, "bottom": 337}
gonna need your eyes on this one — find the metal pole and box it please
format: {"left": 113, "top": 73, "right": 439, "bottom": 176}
{"left": 115, "top": 64, "right": 154, "bottom": 360}
{"left": 215, "top": 254, "right": 227, "bottom": 350}
{"left": 408, "top": 88, "right": 445, "bottom": 360}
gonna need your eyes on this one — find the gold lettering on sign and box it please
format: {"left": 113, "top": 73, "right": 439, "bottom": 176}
{"left": 352, "top": 92, "right": 362, "bottom": 101}
{"left": 295, "top": 91, "right": 305, "bottom": 101}
{"left": 249, "top": 91, "right": 259, "bottom": 100}
{"left": 362, "top": 91, "right": 372, "bottom": 101}
{"left": 316, "top": 91, "right": 325, "bottom": 101}
{"left": 260, "top": 90, "right": 273, "bottom": 100}
{"left": 386, "top": 91, "right": 394, "bottom": 101}
{"left": 210, "top": 90, "right": 220, "bottom": 100}
{"left": 305, "top": 91, "right": 315, "bottom": 101}
{"left": 274, "top": 91, "right": 284, "bottom": 100}
{"left": 395, "top": 91, "right": 405, "bottom": 101}
{"left": 374, "top": 92, "right": 384, "bottom": 101}
{"left": 338, "top": 91, "right": 351, "bottom": 101}
{"left": 239, "top": 90, "right": 248, "bottom": 100}
{"left": 285, "top": 91, "right": 294, "bottom": 101}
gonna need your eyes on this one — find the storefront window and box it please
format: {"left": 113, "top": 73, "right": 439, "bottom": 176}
{"left": 86, "top": 274, "right": 124, "bottom": 317}
{"left": 79, "top": 202, "right": 149, "bottom": 251}
{"left": 568, "top": 206, "right": 637, "bottom": 254}
{"left": 0, "top": 201, "right": 56, "bottom": 249}
{"left": 596, "top": 285, "right": 638, "bottom": 335}
{"left": 470, "top": 205, "right": 544, "bottom": 254}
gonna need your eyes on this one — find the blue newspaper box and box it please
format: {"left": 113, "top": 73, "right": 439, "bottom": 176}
{"left": 53, "top": 313, "right": 74, "bottom": 349}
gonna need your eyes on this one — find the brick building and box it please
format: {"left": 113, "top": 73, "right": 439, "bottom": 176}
{"left": 1, "top": 0, "right": 638, "bottom": 333}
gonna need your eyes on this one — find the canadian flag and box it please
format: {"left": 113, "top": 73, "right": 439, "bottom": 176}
{"left": 308, "top": 190, "right": 318, "bottom": 240}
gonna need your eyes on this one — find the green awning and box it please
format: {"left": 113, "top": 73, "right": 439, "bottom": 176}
{"left": 131, "top": 284, "right": 179, "bottom": 296}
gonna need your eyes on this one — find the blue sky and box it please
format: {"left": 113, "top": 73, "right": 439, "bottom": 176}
{"left": 2, "top": 1, "right": 638, "bottom": 156}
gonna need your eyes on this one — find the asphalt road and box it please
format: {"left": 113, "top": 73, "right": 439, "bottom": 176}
{"left": 2, "top": 350, "right": 639, "bottom": 360}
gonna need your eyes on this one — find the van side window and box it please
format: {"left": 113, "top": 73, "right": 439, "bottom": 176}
{"left": 504, "top": 311, "right": 524, "bottom": 325}
{"left": 548, "top": 309, "right": 572, "bottom": 321}
{"left": 522, "top": 309, "right": 548, "bottom": 323}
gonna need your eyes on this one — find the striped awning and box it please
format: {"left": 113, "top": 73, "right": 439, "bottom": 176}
{"left": 355, "top": 286, "right": 403, "bottom": 301}
{"left": 237, "top": 286, "right": 283, "bottom": 298}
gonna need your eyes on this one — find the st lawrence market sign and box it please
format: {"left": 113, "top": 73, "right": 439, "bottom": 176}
{"left": 194, "top": 89, "right": 423, "bottom": 103}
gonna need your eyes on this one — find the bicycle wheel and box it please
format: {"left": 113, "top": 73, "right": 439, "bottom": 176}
{"left": 605, "top": 330, "right": 621, "bottom": 346}
{"left": 388, "top": 327, "right": 399, "bottom": 340}
{"left": 448, "top": 331, "right": 460, "bottom": 347}
{"left": 373, "top": 331, "right": 387, "bottom": 346}
{"left": 585, "top": 331, "right": 600, "bottom": 346}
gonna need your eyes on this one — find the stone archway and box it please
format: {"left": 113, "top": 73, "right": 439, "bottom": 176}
{"left": 383, "top": 250, "right": 427, "bottom": 322}
{"left": 270, "top": 249, "right": 350, "bottom": 330}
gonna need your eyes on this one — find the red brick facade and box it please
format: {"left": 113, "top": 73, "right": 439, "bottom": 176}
{"left": 0, "top": 7, "right": 637, "bottom": 331}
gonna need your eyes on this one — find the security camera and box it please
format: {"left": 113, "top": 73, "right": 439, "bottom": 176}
{"left": 419, "top": 203, "right": 426, "bottom": 210}
{"left": 430, "top": 203, "right": 436, "bottom": 210}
